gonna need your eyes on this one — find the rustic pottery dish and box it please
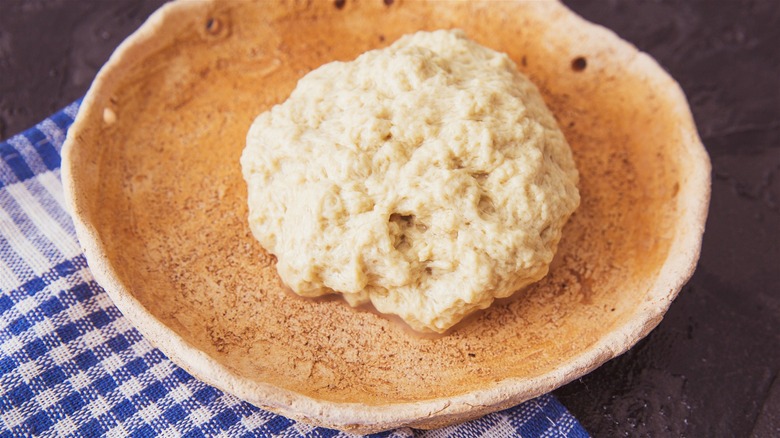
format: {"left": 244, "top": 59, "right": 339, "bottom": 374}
{"left": 61, "top": 0, "right": 710, "bottom": 432}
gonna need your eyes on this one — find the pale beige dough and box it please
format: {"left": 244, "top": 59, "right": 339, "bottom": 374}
{"left": 241, "top": 29, "right": 580, "bottom": 333}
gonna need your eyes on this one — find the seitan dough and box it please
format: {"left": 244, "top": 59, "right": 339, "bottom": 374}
{"left": 241, "top": 30, "right": 580, "bottom": 332}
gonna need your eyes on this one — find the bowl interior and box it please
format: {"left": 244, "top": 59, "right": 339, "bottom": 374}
{"left": 67, "top": 0, "right": 701, "bottom": 409}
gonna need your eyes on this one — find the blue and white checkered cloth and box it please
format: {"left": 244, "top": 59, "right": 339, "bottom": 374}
{"left": 0, "top": 101, "right": 589, "bottom": 437}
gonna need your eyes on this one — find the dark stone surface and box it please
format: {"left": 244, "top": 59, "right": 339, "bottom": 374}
{"left": 555, "top": 2, "right": 780, "bottom": 437}
{"left": 0, "top": 0, "right": 166, "bottom": 139}
{"left": 1, "top": 0, "right": 778, "bottom": 436}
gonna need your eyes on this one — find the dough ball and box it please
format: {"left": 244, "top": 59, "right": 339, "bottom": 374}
{"left": 241, "top": 30, "right": 580, "bottom": 333}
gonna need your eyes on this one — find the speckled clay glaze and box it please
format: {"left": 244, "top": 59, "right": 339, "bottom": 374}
{"left": 61, "top": 0, "right": 710, "bottom": 432}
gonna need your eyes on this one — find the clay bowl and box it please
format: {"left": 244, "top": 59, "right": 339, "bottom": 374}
{"left": 61, "top": 0, "right": 710, "bottom": 432}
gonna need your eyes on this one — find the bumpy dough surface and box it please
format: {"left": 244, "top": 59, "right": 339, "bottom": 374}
{"left": 241, "top": 30, "right": 580, "bottom": 333}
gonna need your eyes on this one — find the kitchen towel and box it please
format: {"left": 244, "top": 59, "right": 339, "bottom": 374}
{"left": 0, "top": 101, "right": 589, "bottom": 437}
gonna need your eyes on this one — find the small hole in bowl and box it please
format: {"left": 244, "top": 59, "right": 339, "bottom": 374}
{"left": 571, "top": 56, "right": 587, "bottom": 72}
{"left": 384, "top": 0, "right": 394, "bottom": 5}
{"left": 334, "top": 0, "right": 346, "bottom": 9}
{"left": 206, "top": 17, "right": 221, "bottom": 34}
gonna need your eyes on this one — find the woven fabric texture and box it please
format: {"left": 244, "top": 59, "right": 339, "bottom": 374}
{"left": 0, "top": 102, "right": 589, "bottom": 437}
